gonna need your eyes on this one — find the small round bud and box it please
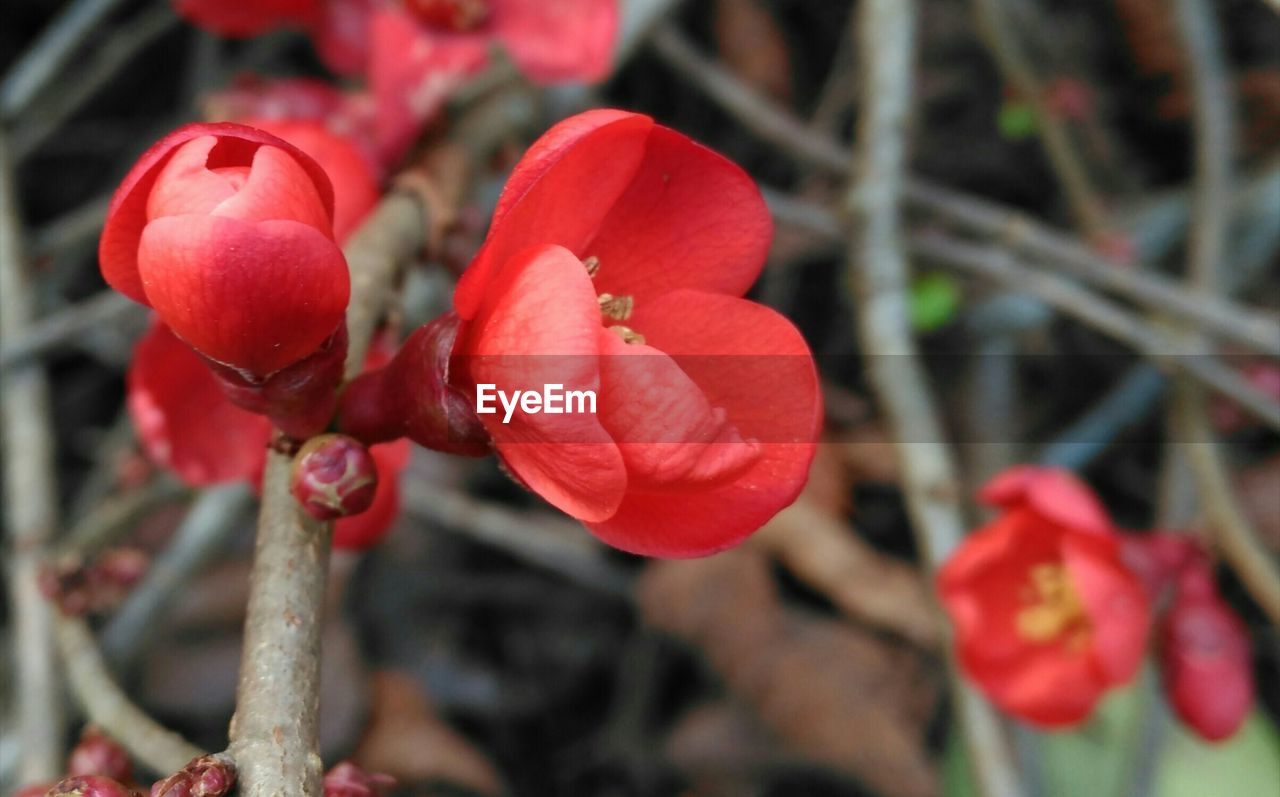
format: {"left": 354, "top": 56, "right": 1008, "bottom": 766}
{"left": 291, "top": 434, "right": 379, "bottom": 520}
{"left": 47, "top": 775, "right": 142, "bottom": 797}
{"left": 150, "top": 754, "right": 235, "bottom": 797}
{"left": 68, "top": 726, "right": 132, "bottom": 782}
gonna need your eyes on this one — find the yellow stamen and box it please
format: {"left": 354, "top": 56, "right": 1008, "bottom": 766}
{"left": 608, "top": 325, "right": 646, "bottom": 345}
{"left": 598, "top": 293, "right": 634, "bottom": 321}
{"left": 582, "top": 255, "right": 600, "bottom": 277}
{"left": 1015, "top": 563, "right": 1089, "bottom": 644}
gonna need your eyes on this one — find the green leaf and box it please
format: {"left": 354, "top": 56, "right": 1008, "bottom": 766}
{"left": 909, "top": 272, "right": 961, "bottom": 332}
{"left": 1154, "top": 712, "right": 1280, "bottom": 797}
{"left": 998, "top": 102, "right": 1038, "bottom": 140}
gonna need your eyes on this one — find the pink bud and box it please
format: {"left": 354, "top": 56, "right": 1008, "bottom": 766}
{"left": 46, "top": 775, "right": 142, "bottom": 797}
{"left": 323, "top": 762, "right": 396, "bottom": 797}
{"left": 1120, "top": 531, "right": 1204, "bottom": 601}
{"left": 1160, "top": 571, "right": 1254, "bottom": 742}
{"left": 150, "top": 754, "right": 234, "bottom": 797}
{"left": 68, "top": 726, "right": 132, "bottom": 782}
{"left": 291, "top": 434, "right": 379, "bottom": 520}
{"left": 40, "top": 548, "right": 149, "bottom": 616}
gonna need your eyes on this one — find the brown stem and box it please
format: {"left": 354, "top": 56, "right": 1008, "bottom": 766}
{"left": 843, "top": 2, "right": 1022, "bottom": 796}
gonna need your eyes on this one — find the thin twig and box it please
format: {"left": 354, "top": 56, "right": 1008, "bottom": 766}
{"left": 12, "top": 5, "right": 180, "bottom": 160}
{"left": 0, "top": 291, "right": 140, "bottom": 374}
{"left": 843, "top": 3, "right": 1021, "bottom": 796}
{"left": 103, "top": 484, "right": 254, "bottom": 669}
{"left": 652, "top": 24, "right": 1280, "bottom": 356}
{"left": 59, "top": 476, "right": 189, "bottom": 557}
{"left": 1169, "top": 0, "right": 1280, "bottom": 624}
{"left": 0, "top": 0, "right": 128, "bottom": 120}
{"left": 0, "top": 131, "right": 64, "bottom": 783}
{"left": 970, "top": 0, "right": 1110, "bottom": 238}
{"left": 56, "top": 614, "right": 207, "bottom": 774}
{"left": 912, "top": 231, "right": 1280, "bottom": 431}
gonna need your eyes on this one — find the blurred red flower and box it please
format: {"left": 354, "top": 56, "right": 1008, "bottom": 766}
{"left": 128, "top": 322, "right": 409, "bottom": 549}
{"left": 100, "top": 123, "right": 348, "bottom": 378}
{"left": 939, "top": 467, "right": 1150, "bottom": 727}
{"left": 448, "top": 110, "right": 820, "bottom": 558}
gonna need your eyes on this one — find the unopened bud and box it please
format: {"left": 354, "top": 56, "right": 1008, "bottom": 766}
{"left": 323, "top": 762, "right": 396, "bottom": 797}
{"left": 1160, "top": 570, "right": 1253, "bottom": 742}
{"left": 150, "top": 754, "right": 235, "bottom": 797}
{"left": 46, "top": 775, "right": 142, "bottom": 797}
{"left": 68, "top": 726, "right": 132, "bottom": 782}
{"left": 291, "top": 434, "right": 378, "bottom": 520}
{"left": 40, "top": 548, "right": 149, "bottom": 616}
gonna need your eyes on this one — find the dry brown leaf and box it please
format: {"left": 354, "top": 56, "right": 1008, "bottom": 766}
{"left": 751, "top": 495, "right": 940, "bottom": 649}
{"left": 353, "top": 670, "right": 503, "bottom": 795}
{"left": 713, "top": 0, "right": 792, "bottom": 104}
{"left": 639, "top": 551, "right": 939, "bottom": 797}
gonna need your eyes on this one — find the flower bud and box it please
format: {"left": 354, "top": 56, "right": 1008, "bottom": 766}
{"left": 40, "top": 548, "right": 149, "bottom": 616}
{"left": 47, "top": 775, "right": 142, "bottom": 797}
{"left": 291, "top": 434, "right": 379, "bottom": 520}
{"left": 323, "top": 762, "right": 396, "bottom": 797}
{"left": 68, "top": 726, "right": 132, "bottom": 782}
{"left": 1159, "top": 567, "right": 1254, "bottom": 742}
{"left": 150, "top": 754, "right": 235, "bottom": 797}
{"left": 337, "top": 313, "right": 489, "bottom": 456}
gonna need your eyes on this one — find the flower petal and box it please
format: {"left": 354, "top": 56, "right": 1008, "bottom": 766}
{"left": 100, "top": 123, "right": 336, "bottom": 303}
{"left": 980, "top": 465, "right": 1114, "bottom": 537}
{"left": 458, "top": 245, "right": 626, "bottom": 522}
{"left": 239, "top": 118, "right": 379, "bottom": 242}
{"left": 369, "top": 8, "right": 489, "bottom": 167}
{"left": 210, "top": 142, "right": 335, "bottom": 233}
{"left": 127, "top": 320, "right": 271, "bottom": 485}
{"left": 174, "top": 0, "right": 319, "bottom": 36}
{"left": 454, "top": 111, "right": 653, "bottom": 318}
{"left": 585, "top": 126, "right": 772, "bottom": 305}
{"left": 137, "top": 215, "right": 350, "bottom": 375}
{"left": 585, "top": 291, "right": 820, "bottom": 557}
{"left": 491, "top": 0, "right": 617, "bottom": 83}
{"left": 311, "top": 0, "right": 376, "bottom": 75}
{"left": 1064, "top": 535, "right": 1150, "bottom": 686}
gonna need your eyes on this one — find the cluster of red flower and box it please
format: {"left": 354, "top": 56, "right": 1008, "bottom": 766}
{"left": 940, "top": 466, "right": 1253, "bottom": 740}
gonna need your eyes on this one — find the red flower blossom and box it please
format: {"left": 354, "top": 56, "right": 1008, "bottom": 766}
{"left": 100, "top": 123, "right": 349, "bottom": 378}
{"left": 174, "top": 0, "right": 320, "bottom": 37}
{"left": 1159, "top": 566, "right": 1254, "bottom": 742}
{"left": 127, "top": 322, "right": 409, "bottom": 549}
{"left": 446, "top": 110, "right": 819, "bottom": 557}
{"left": 939, "top": 467, "right": 1150, "bottom": 727}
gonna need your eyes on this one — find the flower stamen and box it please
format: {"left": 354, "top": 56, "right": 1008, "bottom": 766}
{"left": 598, "top": 293, "right": 634, "bottom": 321}
{"left": 1016, "top": 563, "right": 1090, "bottom": 645}
{"left": 608, "top": 325, "right": 646, "bottom": 345}
{"left": 582, "top": 255, "right": 600, "bottom": 277}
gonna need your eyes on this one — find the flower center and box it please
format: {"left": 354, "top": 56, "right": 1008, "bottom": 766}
{"left": 1016, "top": 563, "right": 1090, "bottom": 647}
{"left": 404, "top": 0, "right": 490, "bottom": 31}
{"left": 584, "top": 255, "right": 644, "bottom": 344}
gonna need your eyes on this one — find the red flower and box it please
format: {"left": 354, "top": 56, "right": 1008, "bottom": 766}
{"left": 127, "top": 322, "right": 409, "bottom": 549}
{"left": 128, "top": 321, "right": 272, "bottom": 486}
{"left": 939, "top": 467, "right": 1150, "bottom": 727}
{"left": 174, "top": 0, "right": 319, "bottom": 36}
{"left": 100, "top": 123, "right": 349, "bottom": 377}
{"left": 446, "top": 110, "right": 820, "bottom": 558}
{"left": 1159, "top": 566, "right": 1254, "bottom": 742}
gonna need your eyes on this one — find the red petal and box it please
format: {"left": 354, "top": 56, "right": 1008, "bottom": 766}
{"left": 454, "top": 111, "right": 653, "bottom": 318}
{"left": 174, "top": 0, "right": 319, "bottom": 36}
{"left": 988, "top": 646, "right": 1106, "bottom": 727}
{"left": 491, "top": 0, "right": 617, "bottom": 83}
{"left": 127, "top": 321, "right": 271, "bottom": 485}
{"left": 595, "top": 326, "right": 760, "bottom": 491}
{"left": 585, "top": 126, "right": 772, "bottom": 305}
{"left": 137, "top": 215, "right": 350, "bottom": 375}
{"left": 240, "top": 119, "right": 379, "bottom": 242}
{"left": 1063, "top": 535, "right": 1150, "bottom": 685}
{"left": 980, "top": 466, "right": 1114, "bottom": 537}
{"left": 458, "top": 245, "right": 626, "bottom": 521}
{"left": 584, "top": 291, "right": 820, "bottom": 557}
{"left": 311, "top": 0, "right": 376, "bottom": 75}
{"left": 333, "top": 440, "right": 411, "bottom": 549}
{"left": 369, "top": 8, "right": 489, "bottom": 166}
{"left": 100, "top": 123, "right": 336, "bottom": 303}
{"left": 210, "top": 142, "right": 334, "bottom": 233}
